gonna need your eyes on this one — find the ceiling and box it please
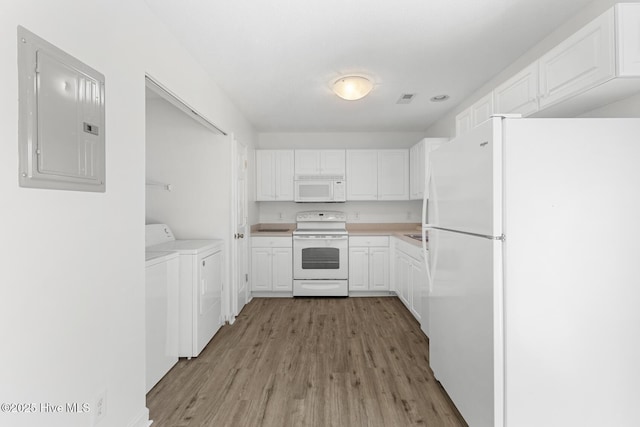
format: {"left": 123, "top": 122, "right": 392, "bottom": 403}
{"left": 144, "top": 0, "right": 595, "bottom": 133}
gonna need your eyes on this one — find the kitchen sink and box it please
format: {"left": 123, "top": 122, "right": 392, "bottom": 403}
{"left": 404, "top": 233, "right": 425, "bottom": 241}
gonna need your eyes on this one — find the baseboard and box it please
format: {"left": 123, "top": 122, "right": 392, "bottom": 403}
{"left": 127, "top": 407, "right": 151, "bottom": 427}
{"left": 251, "top": 291, "right": 293, "bottom": 298}
{"left": 349, "top": 291, "right": 397, "bottom": 297}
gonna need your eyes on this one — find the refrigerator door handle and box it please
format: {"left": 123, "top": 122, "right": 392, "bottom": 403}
{"left": 423, "top": 167, "right": 439, "bottom": 289}
{"left": 430, "top": 226, "right": 505, "bottom": 241}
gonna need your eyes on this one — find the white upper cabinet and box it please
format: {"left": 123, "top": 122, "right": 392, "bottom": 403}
{"left": 456, "top": 4, "right": 640, "bottom": 136}
{"left": 538, "top": 8, "right": 615, "bottom": 109}
{"left": 471, "top": 92, "right": 495, "bottom": 127}
{"left": 409, "top": 141, "right": 424, "bottom": 200}
{"left": 294, "top": 149, "right": 345, "bottom": 176}
{"left": 494, "top": 62, "right": 540, "bottom": 116}
{"left": 378, "top": 150, "right": 409, "bottom": 200}
{"left": 346, "top": 150, "right": 378, "bottom": 200}
{"left": 347, "top": 149, "right": 409, "bottom": 201}
{"left": 455, "top": 92, "right": 494, "bottom": 137}
{"left": 455, "top": 108, "right": 472, "bottom": 137}
{"left": 617, "top": 3, "right": 640, "bottom": 76}
{"left": 255, "top": 150, "right": 294, "bottom": 201}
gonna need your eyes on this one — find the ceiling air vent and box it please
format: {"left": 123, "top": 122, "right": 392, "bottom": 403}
{"left": 397, "top": 93, "right": 416, "bottom": 104}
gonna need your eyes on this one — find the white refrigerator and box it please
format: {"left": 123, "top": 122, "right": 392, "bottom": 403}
{"left": 425, "top": 116, "right": 640, "bottom": 427}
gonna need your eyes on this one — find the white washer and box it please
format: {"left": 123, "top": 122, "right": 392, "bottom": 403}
{"left": 146, "top": 224, "right": 225, "bottom": 358}
{"left": 145, "top": 250, "right": 179, "bottom": 392}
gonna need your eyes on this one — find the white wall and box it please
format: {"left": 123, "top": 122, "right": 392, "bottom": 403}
{"left": 146, "top": 96, "right": 231, "bottom": 240}
{"left": 425, "top": 0, "right": 640, "bottom": 137}
{"left": 580, "top": 92, "right": 640, "bottom": 117}
{"left": 258, "top": 201, "right": 423, "bottom": 224}
{"left": 258, "top": 131, "right": 428, "bottom": 149}
{"left": 0, "top": 1, "right": 255, "bottom": 427}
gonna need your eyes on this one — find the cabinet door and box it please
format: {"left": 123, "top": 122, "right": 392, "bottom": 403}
{"left": 370, "top": 247, "right": 390, "bottom": 291}
{"left": 494, "top": 62, "right": 539, "bottom": 117}
{"left": 396, "top": 252, "right": 411, "bottom": 309}
{"left": 346, "top": 150, "right": 378, "bottom": 200}
{"left": 410, "top": 258, "right": 424, "bottom": 322}
{"left": 320, "top": 150, "right": 346, "bottom": 175}
{"left": 294, "top": 150, "right": 320, "bottom": 175}
{"left": 272, "top": 247, "right": 293, "bottom": 291}
{"left": 348, "top": 247, "right": 369, "bottom": 291}
{"left": 471, "top": 92, "right": 495, "bottom": 127}
{"left": 378, "top": 150, "right": 409, "bottom": 200}
{"left": 617, "top": 3, "right": 640, "bottom": 76}
{"left": 409, "top": 141, "right": 425, "bottom": 200}
{"left": 274, "top": 150, "right": 294, "bottom": 201}
{"left": 539, "top": 9, "right": 615, "bottom": 108}
{"left": 255, "top": 150, "right": 275, "bottom": 201}
{"left": 251, "top": 248, "right": 272, "bottom": 291}
{"left": 455, "top": 108, "right": 472, "bottom": 137}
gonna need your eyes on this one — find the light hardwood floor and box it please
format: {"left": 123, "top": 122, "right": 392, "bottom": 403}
{"left": 147, "top": 297, "right": 467, "bottom": 427}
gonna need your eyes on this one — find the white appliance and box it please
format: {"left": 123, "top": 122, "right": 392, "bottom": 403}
{"left": 418, "top": 138, "right": 447, "bottom": 337}
{"left": 425, "top": 116, "right": 640, "bottom": 427}
{"left": 293, "top": 211, "right": 349, "bottom": 296}
{"left": 146, "top": 224, "right": 225, "bottom": 358}
{"left": 294, "top": 175, "right": 346, "bottom": 202}
{"left": 144, "top": 250, "right": 179, "bottom": 392}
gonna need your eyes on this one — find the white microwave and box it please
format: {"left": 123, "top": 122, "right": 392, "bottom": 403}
{"left": 294, "top": 175, "right": 346, "bottom": 202}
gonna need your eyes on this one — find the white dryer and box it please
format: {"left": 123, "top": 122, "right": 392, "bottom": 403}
{"left": 146, "top": 224, "right": 225, "bottom": 358}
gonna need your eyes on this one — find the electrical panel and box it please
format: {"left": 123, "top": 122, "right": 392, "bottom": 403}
{"left": 18, "top": 26, "right": 105, "bottom": 192}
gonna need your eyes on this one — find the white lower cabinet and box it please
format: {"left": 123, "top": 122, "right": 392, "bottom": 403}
{"left": 392, "top": 238, "right": 429, "bottom": 332}
{"left": 251, "top": 237, "right": 292, "bottom": 292}
{"left": 348, "top": 236, "right": 389, "bottom": 291}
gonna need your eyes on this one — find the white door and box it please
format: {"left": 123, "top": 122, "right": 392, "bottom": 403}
{"left": 231, "top": 138, "right": 249, "bottom": 321}
{"left": 348, "top": 247, "right": 369, "bottom": 291}
{"left": 429, "top": 118, "right": 499, "bottom": 236}
{"left": 255, "top": 150, "right": 275, "bottom": 201}
{"left": 250, "top": 248, "right": 272, "bottom": 291}
{"left": 294, "top": 150, "right": 320, "bottom": 175}
{"left": 429, "top": 229, "right": 497, "bottom": 427}
{"left": 369, "top": 247, "right": 389, "bottom": 291}
{"left": 320, "top": 150, "right": 346, "bottom": 175}
{"left": 346, "top": 150, "right": 377, "bottom": 200}
{"left": 272, "top": 247, "right": 293, "bottom": 291}
{"left": 378, "top": 150, "right": 409, "bottom": 200}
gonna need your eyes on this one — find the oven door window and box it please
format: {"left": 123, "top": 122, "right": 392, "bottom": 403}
{"left": 301, "top": 247, "right": 340, "bottom": 269}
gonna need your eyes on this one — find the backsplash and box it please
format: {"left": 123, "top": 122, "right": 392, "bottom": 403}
{"left": 257, "top": 200, "right": 422, "bottom": 223}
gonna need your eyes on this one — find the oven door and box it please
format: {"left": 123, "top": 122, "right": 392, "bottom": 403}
{"left": 293, "top": 234, "right": 348, "bottom": 280}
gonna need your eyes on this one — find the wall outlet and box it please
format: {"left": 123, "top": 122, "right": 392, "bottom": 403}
{"left": 354, "top": 212, "right": 360, "bottom": 220}
{"left": 93, "top": 390, "right": 106, "bottom": 425}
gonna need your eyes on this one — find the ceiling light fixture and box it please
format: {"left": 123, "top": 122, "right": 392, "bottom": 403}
{"left": 430, "top": 94, "right": 450, "bottom": 102}
{"left": 332, "top": 76, "right": 373, "bottom": 101}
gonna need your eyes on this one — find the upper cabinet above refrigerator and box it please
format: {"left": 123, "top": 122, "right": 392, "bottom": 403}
{"left": 456, "top": 3, "right": 640, "bottom": 137}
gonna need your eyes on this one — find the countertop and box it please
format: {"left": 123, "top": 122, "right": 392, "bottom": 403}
{"left": 250, "top": 223, "right": 425, "bottom": 247}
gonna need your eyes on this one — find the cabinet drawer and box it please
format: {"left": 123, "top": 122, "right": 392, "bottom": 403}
{"left": 251, "top": 236, "right": 292, "bottom": 248}
{"left": 349, "top": 236, "right": 389, "bottom": 247}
